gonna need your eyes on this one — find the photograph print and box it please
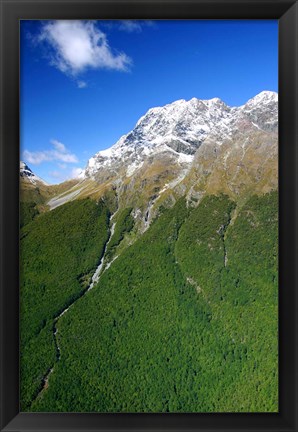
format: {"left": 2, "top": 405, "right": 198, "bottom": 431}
{"left": 20, "top": 19, "right": 278, "bottom": 413}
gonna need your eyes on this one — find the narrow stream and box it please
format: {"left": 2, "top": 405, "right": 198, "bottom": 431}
{"left": 33, "top": 216, "right": 117, "bottom": 403}
{"left": 87, "top": 220, "right": 116, "bottom": 291}
{"left": 223, "top": 239, "right": 228, "bottom": 267}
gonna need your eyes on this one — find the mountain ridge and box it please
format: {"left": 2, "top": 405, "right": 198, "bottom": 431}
{"left": 83, "top": 90, "right": 277, "bottom": 180}
{"left": 20, "top": 91, "right": 278, "bottom": 230}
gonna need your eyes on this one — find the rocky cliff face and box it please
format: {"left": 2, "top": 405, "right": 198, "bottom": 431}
{"left": 83, "top": 91, "right": 277, "bottom": 181}
{"left": 20, "top": 91, "right": 278, "bottom": 226}
{"left": 75, "top": 91, "right": 277, "bottom": 222}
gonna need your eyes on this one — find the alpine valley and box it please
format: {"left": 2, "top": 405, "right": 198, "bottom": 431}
{"left": 20, "top": 91, "right": 278, "bottom": 413}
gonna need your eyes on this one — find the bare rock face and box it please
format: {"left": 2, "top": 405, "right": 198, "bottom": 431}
{"left": 28, "top": 91, "right": 277, "bottom": 224}
{"left": 81, "top": 91, "right": 277, "bottom": 210}
{"left": 83, "top": 91, "right": 277, "bottom": 179}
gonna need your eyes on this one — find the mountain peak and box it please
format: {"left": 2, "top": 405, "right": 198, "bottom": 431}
{"left": 201, "top": 97, "right": 224, "bottom": 106}
{"left": 245, "top": 90, "right": 278, "bottom": 107}
{"left": 20, "top": 161, "right": 48, "bottom": 186}
{"left": 84, "top": 91, "right": 278, "bottom": 181}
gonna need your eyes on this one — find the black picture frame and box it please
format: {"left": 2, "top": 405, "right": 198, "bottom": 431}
{"left": 0, "top": 1, "right": 297, "bottom": 431}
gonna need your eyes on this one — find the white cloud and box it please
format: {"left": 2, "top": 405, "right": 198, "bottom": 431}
{"left": 37, "top": 20, "right": 132, "bottom": 77}
{"left": 23, "top": 140, "right": 78, "bottom": 165}
{"left": 118, "top": 20, "right": 155, "bottom": 33}
{"left": 119, "top": 21, "right": 143, "bottom": 33}
{"left": 77, "top": 80, "right": 87, "bottom": 88}
{"left": 51, "top": 139, "right": 66, "bottom": 153}
{"left": 48, "top": 166, "right": 84, "bottom": 183}
{"left": 71, "top": 167, "right": 85, "bottom": 178}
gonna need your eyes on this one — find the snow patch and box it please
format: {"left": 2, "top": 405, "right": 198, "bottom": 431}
{"left": 126, "top": 160, "right": 143, "bottom": 177}
{"left": 20, "top": 161, "right": 49, "bottom": 186}
{"left": 83, "top": 92, "right": 278, "bottom": 180}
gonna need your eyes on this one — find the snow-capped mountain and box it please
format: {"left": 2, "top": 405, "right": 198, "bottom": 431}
{"left": 20, "top": 161, "right": 48, "bottom": 186}
{"left": 84, "top": 91, "right": 278, "bottom": 180}
{"left": 32, "top": 91, "right": 277, "bottom": 225}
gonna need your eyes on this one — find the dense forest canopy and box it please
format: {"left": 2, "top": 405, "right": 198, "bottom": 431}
{"left": 20, "top": 199, "right": 110, "bottom": 409}
{"left": 20, "top": 192, "right": 278, "bottom": 412}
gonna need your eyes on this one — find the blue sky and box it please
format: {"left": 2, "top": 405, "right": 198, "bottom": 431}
{"left": 20, "top": 20, "right": 278, "bottom": 184}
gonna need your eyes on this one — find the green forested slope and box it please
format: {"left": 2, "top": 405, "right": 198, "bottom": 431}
{"left": 20, "top": 202, "right": 39, "bottom": 228}
{"left": 25, "top": 192, "right": 278, "bottom": 413}
{"left": 175, "top": 192, "right": 278, "bottom": 411}
{"left": 20, "top": 199, "right": 110, "bottom": 410}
